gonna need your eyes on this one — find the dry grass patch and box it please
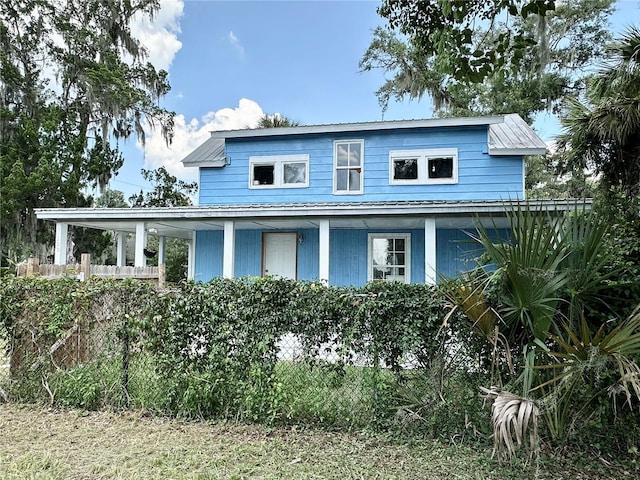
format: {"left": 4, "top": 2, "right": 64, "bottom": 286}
{"left": 0, "top": 403, "right": 637, "bottom": 479}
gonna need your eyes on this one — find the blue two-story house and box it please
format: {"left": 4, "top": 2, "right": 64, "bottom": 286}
{"left": 37, "top": 114, "right": 566, "bottom": 286}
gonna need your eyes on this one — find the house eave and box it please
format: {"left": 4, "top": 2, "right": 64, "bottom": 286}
{"left": 488, "top": 147, "right": 547, "bottom": 156}
{"left": 36, "top": 199, "right": 592, "bottom": 222}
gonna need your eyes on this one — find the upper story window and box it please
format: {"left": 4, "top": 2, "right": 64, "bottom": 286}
{"left": 389, "top": 148, "right": 458, "bottom": 185}
{"left": 249, "top": 154, "right": 309, "bottom": 189}
{"left": 368, "top": 233, "right": 411, "bottom": 283}
{"left": 334, "top": 140, "right": 364, "bottom": 194}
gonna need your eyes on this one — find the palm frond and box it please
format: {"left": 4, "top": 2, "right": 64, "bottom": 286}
{"left": 480, "top": 387, "right": 539, "bottom": 460}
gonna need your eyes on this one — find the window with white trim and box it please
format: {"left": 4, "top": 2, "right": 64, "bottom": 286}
{"left": 368, "top": 234, "right": 411, "bottom": 283}
{"left": 249, "top": 154, "right": 309, "bottom": 188}
{"left": 389, "top": 148, "right": 458, "bottom": 185}
{"left": 334, "top": 140, "right": 363, "bottom": 194}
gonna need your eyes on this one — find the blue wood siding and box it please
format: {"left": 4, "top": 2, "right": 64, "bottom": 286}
{"left": 194, "top": 226, "right": 512, "bottom": 286}
{"left": 436, "top": 229, "right": 482, "bottom": 280}
{"left": 194, "top": 230, "right": 223, "bottom": 281}
{"left": 436, "top": 228, "right": 511, "bottom": 280}
{"left": 199, "top": 127, "right": 524, "bottom": 205}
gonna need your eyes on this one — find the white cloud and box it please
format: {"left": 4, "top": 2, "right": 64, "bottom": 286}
{"left": 138, "top": 98, "right": 265, "bottom": 181}
{"left": 228, "top": 31, "right": 245, "bottom": 56}
{"left": 131, "top": 0, "right": 184, "bottom": 71}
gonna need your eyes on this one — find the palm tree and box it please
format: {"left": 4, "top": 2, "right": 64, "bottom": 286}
{"left": 255, "top": 113, "right": 300, "bottom": 129}
{"left": 559, "top": 26, "right": 640, "bottom": 197}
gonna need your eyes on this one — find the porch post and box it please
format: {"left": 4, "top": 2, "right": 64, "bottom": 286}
{"left": 116, "top": 232, "right": 127, "bottom": 267}
{"left": 158, "top": 236, "right": 166, "bottom": 264}
{"left": 223, "top": 221, "right": 235, "bottom": 279}
{"left": 318, "top": 219, "right": 330, "bottom": 285}
{"left": 134, "top": 222, "right": 147, "bottom": 267}
{"left": 54, "top": 222, "right": 68, "bottom": 265}
{"left": 187, "top": 231, "right": 196, "bottom": 280}
{"left": 424, "top": 217, "right": 436, "bottom": 285}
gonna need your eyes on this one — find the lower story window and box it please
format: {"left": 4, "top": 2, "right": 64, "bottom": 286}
{"left": 368, "top": 234, "right": 410, "bottom": 283}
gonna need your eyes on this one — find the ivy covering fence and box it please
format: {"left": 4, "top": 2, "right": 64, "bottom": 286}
{"left": 0, "top": 276, "right": 485, "bottom": 439}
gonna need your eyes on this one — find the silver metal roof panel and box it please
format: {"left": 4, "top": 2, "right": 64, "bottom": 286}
{"left": 181, "top": 136, "right": 226, "bottom": 167}
{"left": 489, "top": 114, "right": 548, "bottom": 155}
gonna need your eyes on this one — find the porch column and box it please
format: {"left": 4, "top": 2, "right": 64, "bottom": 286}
{"left": 116, "top": 232, "right": 127, "bottom": 267}
{"left": 187, "top": 231, "right": 196, "bottom": 280}
{"left": 318, "top": 219, "right": 330, "bottom": 285}
{"left": 424, "top": 217, "right": 436, "bottom": 285}
{"left": 223, "top": 221, "right": 235, "bottom": 279}
{"left": 158, "top": 236, "right": 166, "bottom": 265}
{"left": 134, "top": 222, "right": 147, "bottom": 267}
{"left": 54, "top": 222, "right": 68, "bottom": 265}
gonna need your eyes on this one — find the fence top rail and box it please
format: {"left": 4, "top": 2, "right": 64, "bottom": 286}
{"left": 16, "top": 257, "right": 164, "bottom": 284}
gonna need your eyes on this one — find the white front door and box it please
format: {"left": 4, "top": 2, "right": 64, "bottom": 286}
{"left": 263, "top": 233, "right": 297, "bottom": 279}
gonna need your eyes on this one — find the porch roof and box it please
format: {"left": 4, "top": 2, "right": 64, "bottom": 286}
{"left": 36, "top": 199, "right": 591, "bottom": 240}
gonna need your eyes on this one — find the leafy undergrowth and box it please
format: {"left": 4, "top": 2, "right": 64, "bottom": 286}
{"left": 0, "top": 404, "right": 638, "bottom": 479}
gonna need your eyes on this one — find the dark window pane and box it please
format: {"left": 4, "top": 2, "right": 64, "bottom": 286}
{"left": 395, "top": 238, "right": 405, "bottom": 251}
{"left": 394, "top": 253, "right": 405, "bottom": 266}
{"left": 393, "top": 158, "right": 418, "bottom": 180}
{"left": 254, "top": 165, "right": 274, "bottom": 185}
{"left": 428, "top": 156, "right": 453, "bottom": 179}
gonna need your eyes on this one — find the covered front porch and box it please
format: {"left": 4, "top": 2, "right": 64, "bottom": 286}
{"left": 35, "top": 200, "right": 582, "bottom": 286}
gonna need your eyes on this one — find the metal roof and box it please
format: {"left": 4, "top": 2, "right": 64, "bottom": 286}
{"left": 181, "top": 136, "right": 226, "bottom": 167}
{"left": 488, "top": 114, "right": 548, "bottom": 155}
{"left": 36, "top": 199, "right": 591, "bottom": 239}
{"left": 207, "top": 116, "right": 505, "bottom": 139}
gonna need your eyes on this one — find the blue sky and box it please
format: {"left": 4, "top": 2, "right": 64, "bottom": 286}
{"left": 111, "top": 0, "right": 640, "bottom": 198}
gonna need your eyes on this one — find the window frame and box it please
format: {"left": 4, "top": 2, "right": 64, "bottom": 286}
{"left": 248, "top": 154, "right": 309, "bottom": 189}
{"left": 367, "top": 233, "right": 411, "bottom": 284}
{"left": 389, "top": 148, "right": 458, "bottom": 185}
{"left": 333, "top": 139, "right": 364, "bottom": 195}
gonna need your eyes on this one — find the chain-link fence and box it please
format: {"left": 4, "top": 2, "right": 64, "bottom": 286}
{"left": 0, "top": 277, "right": 489, "bottom": 438}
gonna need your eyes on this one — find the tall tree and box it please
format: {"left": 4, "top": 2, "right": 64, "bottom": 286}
{"left": 0, "top": 0, "right": 174, "bottom": 265}
{"left": 375, "top": 0, "right": 557, "bottom": 84}
{"left": 129, "top": 167, "right": 197, "bottom": 208}
{"left": 129, "top": 167, "right": 198, "bottom": 283}
{"left": 558, "top": 26, "right": 640, "bottom": 198}
{"left": 361, "top": 0, "right": 614, "bottom": 122}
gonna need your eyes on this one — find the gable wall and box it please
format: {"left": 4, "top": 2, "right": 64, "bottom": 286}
{"left": 198, "top": 126, "right": 524, "bottom": 205}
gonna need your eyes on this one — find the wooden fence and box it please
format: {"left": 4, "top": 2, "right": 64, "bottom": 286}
{"left": 16, "top": 254, "right": 166, "bottom": 287}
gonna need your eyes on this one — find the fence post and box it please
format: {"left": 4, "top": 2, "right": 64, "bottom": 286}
{"left": 26, "top": 257, "right": 39, "bottom": 276}
{"left": 158, "top": 263, "right": 166, "bottom": 289}
{"left": 80, "top": 253, "right": 91, "bottom": 281}
{"left": 121, "top": 289, "right": 131, "bottom": 408}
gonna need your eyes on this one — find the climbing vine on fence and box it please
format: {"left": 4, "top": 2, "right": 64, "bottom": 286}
{"left": 0, "top": 275, "right": 450, "bottom": 423}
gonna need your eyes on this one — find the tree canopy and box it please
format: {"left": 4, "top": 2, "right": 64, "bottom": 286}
{"left": 0, "top": 0, "right": 174, "bottom": 265}
{"left": 129, "top": 167, "right": 198, "bottom": 208}
{"left": 558, "top": 26, "right": 640, "bottom": 198}
{"left": 361, "top": 0, "right": 615, "bottom": 122}
{"left": 254, "top": 113, "right": 300, "bottom": 128}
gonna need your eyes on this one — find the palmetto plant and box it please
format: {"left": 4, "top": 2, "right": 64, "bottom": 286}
{"left": 471, "top": 202, "right": 617, "bottom": 342}
{"left": 448, "top": 201, "right": 629, "bottom": 453}
{"left": 534, "top": 304, "right": 640, "bottom": 440}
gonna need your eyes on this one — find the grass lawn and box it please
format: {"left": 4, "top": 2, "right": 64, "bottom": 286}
{"left": 0, "top": 403, "right": 638, "bottom": 479}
